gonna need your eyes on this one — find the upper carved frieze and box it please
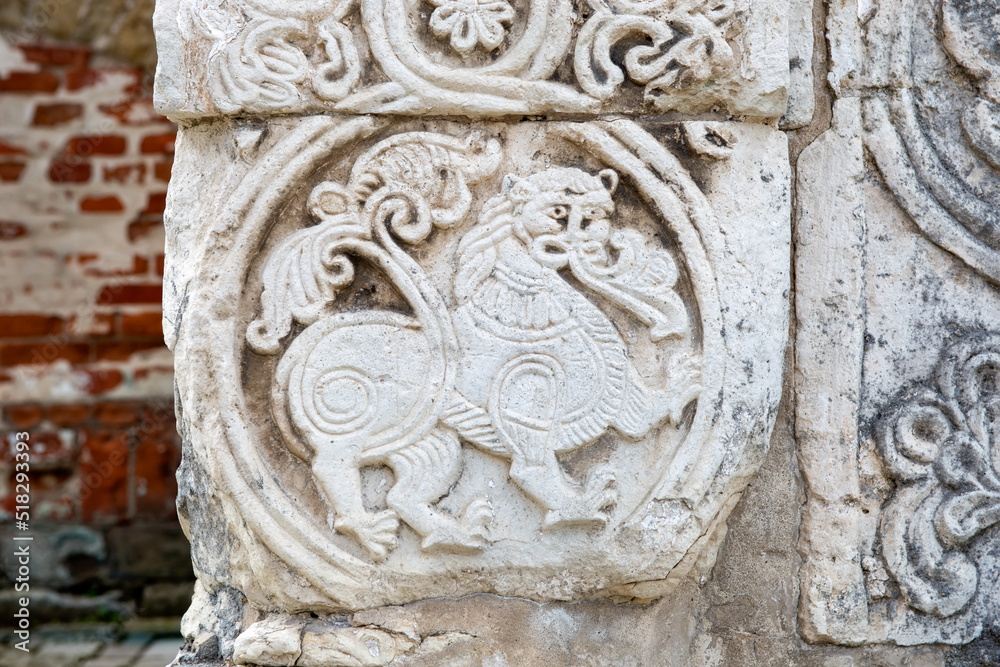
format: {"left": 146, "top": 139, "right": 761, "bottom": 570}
{"left": 152, "top": 0, "right": 790, "bottom": 119}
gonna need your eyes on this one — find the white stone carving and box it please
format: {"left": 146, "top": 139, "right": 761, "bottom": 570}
{"left": 177, "top": 0, "right": 361, "bottom": 113}
{"left": 797, "top": 0, "right": 1000, "bottom": 647}
{"left": 428, "top": 0, "right": 516, "bottom": 56}
{"left": 575, "top": 0, "right": 739, "bottom": 108}
{"left": 165, "top": 117, "right": 788, "bottom": 613}
{"left": 153, "top": 0, "right": 791, "bottom": 119}
{"left": 245, "top": 133, "right": 702, "bottom": 560}
{"left": 877, "top": 333, "right": 1000, "bottom": 619}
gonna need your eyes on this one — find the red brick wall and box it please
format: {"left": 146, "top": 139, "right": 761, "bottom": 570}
{"left": 0, "top": 40, "right": 189, "bottom": 615}
{"left": 1, "top": 399, "right": 180, "bottom": 524}
{"left": 0, "top": 43, "right": 175, "bottom": 404}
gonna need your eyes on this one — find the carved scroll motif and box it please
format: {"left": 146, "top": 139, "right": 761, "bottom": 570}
{"left": 864, "top": 0, "right": 1000, "bottom": 283}
{"left": 170, "top": 0, "right": 743, "bottom": 115}
{"left": 575, "top": 0, "right": 740, "bottom": 107}
{"left": 877, "top": 333, "right": 1000, "bottom": 617}
{"left": 180, "top": 0, "right": 361, "bottom": 113}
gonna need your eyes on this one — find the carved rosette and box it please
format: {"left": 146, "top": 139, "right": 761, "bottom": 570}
{"left": 166, "top": 118, "right": 788, "bottom": 611}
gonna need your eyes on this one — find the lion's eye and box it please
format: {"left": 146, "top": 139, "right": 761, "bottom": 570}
{"left": 547, "top": 205, "right": 568, "bottom": 221}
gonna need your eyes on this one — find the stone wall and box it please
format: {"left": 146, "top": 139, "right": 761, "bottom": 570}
{"left": 2, "top": 0, "right": 1000, "bottom": 665}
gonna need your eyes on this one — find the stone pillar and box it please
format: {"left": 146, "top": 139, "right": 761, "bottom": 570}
{"left": 796, "top": 0, "right": 1000, "bottom": 649}
{"left": 152, "top": 1, "right": 788, "bottom": 664}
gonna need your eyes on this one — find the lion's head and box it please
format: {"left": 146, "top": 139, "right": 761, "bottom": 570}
{"left": 455, "top": 167, "right": 620, "bottom": 299}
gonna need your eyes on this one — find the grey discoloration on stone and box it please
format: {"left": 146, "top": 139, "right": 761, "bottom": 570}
{"left": 795, "top": 97, "right": 869, "bottom": 645}
{"left": 178, "top": 582, "right": 246, "bottom": 661}
{"left": 796, "top": 0, "right": 1000, "bottom": 649}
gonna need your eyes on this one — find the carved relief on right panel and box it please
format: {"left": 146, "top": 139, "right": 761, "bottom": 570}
{"left": 797, "top": 0, "right": 1000, "bottom": 647}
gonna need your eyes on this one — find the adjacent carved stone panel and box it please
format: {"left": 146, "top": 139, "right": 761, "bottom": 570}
{"left": 864, "top": 0, "right": 1000, "bottom": 283}
{"left": 152, "top": 0, "right": 791, "bottom": 119}
{"left": 797, "top": 0, "right": 1000, "bottom": 646}
{"left": 877, "top": 333, "right": 1000, "bottom": 621}
{"left": 165, "top": 117, "right": 788, "bottom": 615}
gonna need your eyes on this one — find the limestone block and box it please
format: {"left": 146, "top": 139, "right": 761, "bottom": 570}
{"left": 162, "top": 114, "right": 789, "bottom": 661}
{"left": 156, "top": 0, "right": 798, "bottom": 662}
{"left": 152, "top": 0, "right": 791, "bottom": 120}
{"left": 779, "top": 0, "right": 814, "bottom": 129}
{"left": 796, "top": 0, "right": 1000, "bottom": 646}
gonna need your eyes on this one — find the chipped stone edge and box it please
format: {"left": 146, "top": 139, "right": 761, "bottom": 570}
{"left": 794, "top": 97, "right": 869, "bottom": 645}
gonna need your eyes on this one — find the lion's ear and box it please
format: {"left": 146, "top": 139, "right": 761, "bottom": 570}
{"left": 502, "top": 174, "right": 521, "bottom": 193}
{"left": 598, "top": 169, "right": 619, "bottom": 194}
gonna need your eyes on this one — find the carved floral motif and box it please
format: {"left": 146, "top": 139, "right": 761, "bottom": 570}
{"left": 576, "top": 0, "right": 740, "bottom": 106}
{"left": 428, "top": 0, "right": 516, "bottom": 55}
{"left": 179, "top": 0, "right": 361, "bottom": 113}
{"left": 877, "top": 333, "right": 1000, "bottom": 617}
{"left": 166, "top": 0, "right": 744, "bottom": 115}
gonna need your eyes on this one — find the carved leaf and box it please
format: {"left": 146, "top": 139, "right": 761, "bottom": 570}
{"left": 214, "top": 17, "right": 311, "bottom": 112}
{"left": 935, "top": 432, "right": 1000, "bottom": 547}
{"left": 247, "top": 215, "right": 361, "bottom": 355}
{"left": 248, "top": 133, "right": 502, "bottom": 355}
{"left": 575, "top": 0, "right": 738, "bottom": 101}
{"left": 312, "top": 18, "right": 362, "bottom": 101}
{"left": 570, "top": 229, "right": 689, "bottom": 340}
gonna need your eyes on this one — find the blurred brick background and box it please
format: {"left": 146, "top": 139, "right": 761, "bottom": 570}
{"left": 0, "top": 15, "right": 193, "bottom": 623}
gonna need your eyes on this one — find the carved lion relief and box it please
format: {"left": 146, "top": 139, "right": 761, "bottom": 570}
{"left": 168, "top": 118, "right": 789, "bottom": 610}
{"left": 153, "top": 0, "right": 789, "bottom": 119}
{"left": 245, "top": 132, "right": 702, "bottom": 560}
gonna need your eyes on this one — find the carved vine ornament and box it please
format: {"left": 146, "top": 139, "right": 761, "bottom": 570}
{"left": 245, "top": 132, "right": 700, "bottom": 560}
{"left": 172, "top": 0, "right": 740, "bottom": 115}
{"left": 877, "top": 333, "right": 1000, "bottom": 618}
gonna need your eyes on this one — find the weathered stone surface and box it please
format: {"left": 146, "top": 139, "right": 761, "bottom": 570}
{"left": 157, "top": 4, "right": 793, "bottom": 643}
{"left": 165, "top": 116, "right": 789, "bottom": 625}
{"left": 156, "top": 3, "right": 793, "bottom": 666}
{"left": 150, "top": 0, "right": 1000, "bottom": 661}
{"left": 780, "top": 0, "right": 815, "bottom": 129}
{"left": 152, "top": 0, "right": 791, "bottom": 120}
{"left": 796, "top": 0, "right": 1000, "bottom": 648}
